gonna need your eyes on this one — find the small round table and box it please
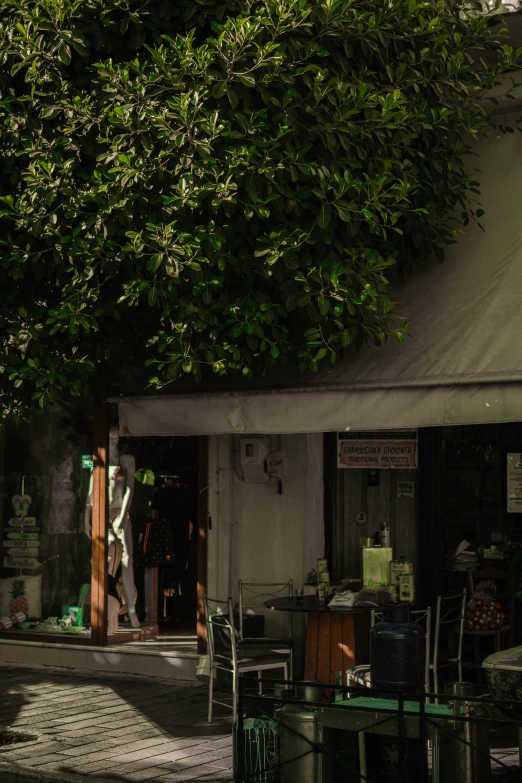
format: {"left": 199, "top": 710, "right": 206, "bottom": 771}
{"left": 264, "top": 596, "right": 371, "bottom": 684}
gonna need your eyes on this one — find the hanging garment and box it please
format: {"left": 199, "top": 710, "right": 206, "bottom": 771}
{"left": 141, "top": 518, "right": 176, "bottom": 568}
{"left": 130, "top": 474, "right": 156, "bottom": 568}
{"left": 152, "top": 483, "right": 192, "bottom": 588}
{"left": 47, "top": 456, "right": 78, "bottom": 534}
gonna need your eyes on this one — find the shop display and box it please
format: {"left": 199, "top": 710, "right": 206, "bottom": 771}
{"left": 140, "top": 516, "right": 175, "bottom": 568}
{"left": 3, "top": 484, "right": 41, "bottom": 571}
{"left": 9, "top": 579, "right": 29, "bottom": 614}
{"left": 85, "top": 426, "right": 140, "bottom": 628}
{"left": 0, "top": 405, "right": 92, "bottom": 637}
{"left": 390, "top": 556, "right": 413, "bottom": 590}
{"left": 0, "top": 611, "right": 26, "bottom": 631}
{"left": 0, "top": 574, "right": 42, "bottom": 619}
{"left": 151, "top": 475, "right": 193, "bottom": 608}
{"left": 61, "top": 605, "right": 83, "bottom": 627}
{"left": 379, "top": 521, "right": 391, "bottom": 547}
{"left": 464, "top": 580, "right": 506, "bottom": 631}
{"left": 398, "top": 574, "right": 415, "bottom": 603}
{"left": 362, "top": 547, "right": 393, "bottom": 589}
{"left": 47, "top": 455, "right": 80, "bottom": 534}
{"left": 32, "top": 615, "right": 86, "bottom": 633}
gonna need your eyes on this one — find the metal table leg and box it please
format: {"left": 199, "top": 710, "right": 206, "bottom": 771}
{"left": 358, "top": 731, "right": 367, "bottom": 783}
{"left": 431, "top": 724, "right": 440, "bottom": 783}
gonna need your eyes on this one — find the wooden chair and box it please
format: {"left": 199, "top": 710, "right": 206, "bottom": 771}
{"left": 450, "top": 568, "right": 515, "bottom": 676}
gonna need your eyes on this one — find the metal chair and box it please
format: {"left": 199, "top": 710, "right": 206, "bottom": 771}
{"left": 238, "top": 579, "right": 294, "bottom": 678}
{"left": 429, "top": 590, "right": 466, "bottom": 700}
{"left": 346, "top": 607, "right": 432, "bottom": 694}
{"left": 449, "top": 568, "right": 515, "bottom": 681}
{"left": 205, "top": 595, "right": 290, "bottom": 723}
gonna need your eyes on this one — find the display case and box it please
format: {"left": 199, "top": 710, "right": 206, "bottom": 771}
{"left": 0, "top": 403, "right": 93, "bottom": 639}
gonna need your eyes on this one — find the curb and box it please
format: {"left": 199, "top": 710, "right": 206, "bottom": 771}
{"left": 0, "top": 762, "right": 120, "bottom": 783}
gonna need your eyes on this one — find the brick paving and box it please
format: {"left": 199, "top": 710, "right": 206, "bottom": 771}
{"left": 0, "top": 664, "right": 520, "bottom": 781}
{"left": 0, "top": 665, "right": 232, "bottom": 782}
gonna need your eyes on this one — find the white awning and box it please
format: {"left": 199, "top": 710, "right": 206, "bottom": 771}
{"left": 115, "top": 130, "right": 522, "bottom": 436}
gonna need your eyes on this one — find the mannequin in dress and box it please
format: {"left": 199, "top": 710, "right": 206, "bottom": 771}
{"left": 85, "top": 426, "right": 140, "bottom": 629}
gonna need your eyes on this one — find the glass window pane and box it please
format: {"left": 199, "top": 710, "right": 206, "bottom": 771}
{"left": 0, "top": 402, "right": 92, "bottom": 639}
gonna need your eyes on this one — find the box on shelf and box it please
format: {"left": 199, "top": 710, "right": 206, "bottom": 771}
{"left": 61, "top": 606, "right": 83, "bottom": 627}
{"left": 362, "top": 547, "right": 393, "bottom": 589}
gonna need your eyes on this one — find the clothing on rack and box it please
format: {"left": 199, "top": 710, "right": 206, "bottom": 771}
{"left": 152, "top": 477, "right": 192, "bottom": 591}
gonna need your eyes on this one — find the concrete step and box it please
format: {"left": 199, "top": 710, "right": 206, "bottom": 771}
{"left": 0, "top": 639, "right": 199, "bottom": 681}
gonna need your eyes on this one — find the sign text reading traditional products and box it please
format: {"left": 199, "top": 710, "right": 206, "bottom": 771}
{"left": 338, "top": 430, "right": 418, "bottom": 469}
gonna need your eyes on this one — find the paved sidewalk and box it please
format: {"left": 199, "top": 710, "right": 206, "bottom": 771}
{"left": 1, "top": 664, "right": 520, "bottom": 781}
{"left": 0, "top": 665, "right": 232, "bottom": 783}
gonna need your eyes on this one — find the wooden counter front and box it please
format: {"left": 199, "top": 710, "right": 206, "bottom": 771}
{"left": 264, "top": 596, "right": 371, "bottom": 685}
{"left": 304, "top": 611, "right": 371, "bottom": 683}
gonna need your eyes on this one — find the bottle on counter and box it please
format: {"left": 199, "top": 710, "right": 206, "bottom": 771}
{"left": 380, "top": 522, "right": 391, "bottom": 548}
{"left": 389, "top": 555, "right": 413, "bottom": 589}
{"left": 317, "top": 558, "right": 328, "bottom": 578}
{"left": 399, "top": 574, "right": 415, "bottom": 603}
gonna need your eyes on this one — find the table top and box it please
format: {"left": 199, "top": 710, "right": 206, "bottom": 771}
{"left": 264, "top": 595, "right": 371, "bottom": 614}
{"left": 336, "top": 697, "right": 452, "bottom": 716}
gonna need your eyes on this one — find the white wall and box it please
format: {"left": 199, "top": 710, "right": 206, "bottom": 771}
{"left": 207, "top": 433, "right": 324, "bottom": 647}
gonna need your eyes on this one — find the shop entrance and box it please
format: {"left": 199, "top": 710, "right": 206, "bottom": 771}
{"left": 107, "top": 434, "right": 206, "bottom": 653}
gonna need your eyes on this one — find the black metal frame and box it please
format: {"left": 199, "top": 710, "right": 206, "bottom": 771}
{"left": 235, "top": 676, "right": 522, "bottom": 783}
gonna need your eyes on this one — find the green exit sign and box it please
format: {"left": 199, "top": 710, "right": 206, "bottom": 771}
{"left": 81, "top": 455, "right": 94, "bottom": 469}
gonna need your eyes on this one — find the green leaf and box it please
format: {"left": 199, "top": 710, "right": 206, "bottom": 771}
{"left": 237, "top": 74, "right": 256, "bottom": 88}
{"left": 317, "top": 206, "right": 331, "bottom": 230}
{"left": 336, "top": 206, "right": 351, "bottom": 222}
{"left": 318, "top": 295, "right": 329, "bottom": 316}
{"left": 148, "top": 255, "right": 163, "bottom": 272}
{"left": 227, "top": 88, "right": 239, "bottom": 109}
{"left": 212, "top": 82, "right": 227, "bottom": 99}
{"left": 285, "top": 294, "right": 298, "bottom": 312}
{"left": 58, "top": 44, "right": 72, "bottom": 65}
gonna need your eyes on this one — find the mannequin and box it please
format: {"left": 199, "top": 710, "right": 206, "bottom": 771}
{"left": 85, "top": 426, "right": 140, "bottom": 629}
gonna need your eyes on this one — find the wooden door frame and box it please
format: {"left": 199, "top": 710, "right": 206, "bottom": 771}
{"left": 90, "top": 402, "right": 208, "bottom": 650}
{"left": 197, "top": 436, "right": 209, "bottom": 654}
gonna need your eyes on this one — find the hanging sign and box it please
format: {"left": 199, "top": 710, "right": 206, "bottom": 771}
{"left": 507, "top": 453, "right": 522, "bottom": 513}
{"left": 7, "top": 517, "right": 37, "bottom": 528}
{"left": 3, "top": 539, "right": 40, "bottom": 549}
{"left": 3, "top": 556, "right": 40, "bottom": 569}
{"left": 338, "top": 429, "right": 418, "bottom": 469}
{"left": 82, "top": 455, "right": 94, "bottom": 469}
{"left": 398, "top": 481, "right": 415, "bottom": 499}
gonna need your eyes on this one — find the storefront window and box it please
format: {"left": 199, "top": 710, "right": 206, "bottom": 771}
{"left": 0, "top": 403, "right": 92, "bottom": 638}
{"left": 441, "top": 423, "right": 522, "bottom": 590}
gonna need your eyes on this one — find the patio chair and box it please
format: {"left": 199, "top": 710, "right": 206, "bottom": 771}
{"left": 450, "top": 568, "right": 515, "bottom": 680}
{"left": 205, "top": 595, "right": 290, "bottom": 723}
{"left": 429, "top": 590, "right": 466, "bottom": 700}
{"left": 238, "top": 579, "right": 294, "bottom": 678}
{"left": 346, "top": 607, "right": 432, "bottom": 694}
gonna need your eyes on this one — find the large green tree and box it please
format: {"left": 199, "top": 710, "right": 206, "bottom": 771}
{"left": 0, "top": 0, "right": 518, "bottom": 419}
